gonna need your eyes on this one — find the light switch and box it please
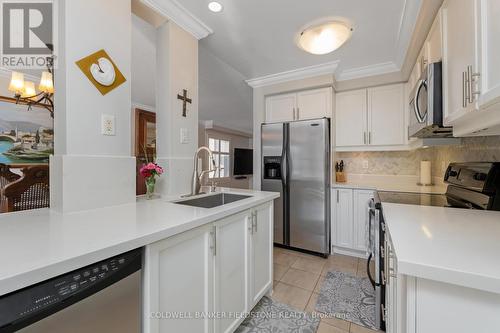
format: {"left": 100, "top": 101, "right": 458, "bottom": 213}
{"left": 180, "top": 128, "right": 190, "bottom": 144}
{"left": 101, "top": 114, "right": 116, "bottom": 136}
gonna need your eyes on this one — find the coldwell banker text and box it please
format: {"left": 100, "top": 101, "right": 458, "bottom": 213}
{"left": 1, "top": 0, "right": 56, "bottom": 69}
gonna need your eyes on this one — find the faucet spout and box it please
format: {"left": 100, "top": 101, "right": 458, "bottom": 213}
{"left": 190, "top": 146, "right": 216, "bottom": 196}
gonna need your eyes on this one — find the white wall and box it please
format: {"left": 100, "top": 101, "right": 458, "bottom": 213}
{"left": 252, "top": 75, "right": 335, "bottom": 189}
{"left": 132, "top": 14, "right": 156, "bottom": 109}
{"left": 199, "top": 45, "right": 253, "bottom": 134}
{"left": 155, "top": 22, "right": 199, "bottom": 196}
{"left": 51, "top": 0, "right": 135, "bottom": 212}
{"left": 198, "top": 125, "right": 252, "bottom": 189}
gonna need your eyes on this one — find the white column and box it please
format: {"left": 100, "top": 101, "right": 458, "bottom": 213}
{"left": 50, "top": 0, "right": 135, "bottom": 212}
{"left": 155, "top": 21, "right": 199, "bottom": 196}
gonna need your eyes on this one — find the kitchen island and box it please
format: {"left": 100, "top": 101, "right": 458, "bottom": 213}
{"left": 0, "top": 188, "right": 279, "bottom": 333}
{"left": 382, "top": 203, "right": 500, "bottom": 333}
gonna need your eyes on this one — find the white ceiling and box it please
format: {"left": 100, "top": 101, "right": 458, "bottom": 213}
{"left": 176, "top": 0, "right": 422, "bottom": 81}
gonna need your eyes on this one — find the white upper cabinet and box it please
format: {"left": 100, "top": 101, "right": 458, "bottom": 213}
{"left": 296, "top": 87, "right": 333, "bottom": 120}
{"left": 426, "top": 11, "right": 442, "bottom": 64}
{"left": 442, "top": 0, "right": 478, "bottom": 124}
{"left": 477, "top": 0, "right": 500, "bottom": 110}
{"left": 335, "top": 89, "right": 367, "bottom": 147}
{"left": 368, "top": 84, "right": 405, "bottom": 146}
{"left": 336, "top": 84, "right": 406, "bottom": 150}
{"left": 442, "top": 0, "right": 500, "bottom": 135}
{"left": 265, "top": 93, "right": 296, "bottom": 123}
{"left": 265, "top": 87, "right": 332, "bottom": 123}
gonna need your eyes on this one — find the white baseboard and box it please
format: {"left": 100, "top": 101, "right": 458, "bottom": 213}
{"left": 332, "top": 246, "right": 368, "bottom": 259}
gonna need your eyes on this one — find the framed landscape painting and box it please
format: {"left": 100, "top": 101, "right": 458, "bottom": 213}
{"left": 0, "top": 99, "right": 53, "bottom": 165}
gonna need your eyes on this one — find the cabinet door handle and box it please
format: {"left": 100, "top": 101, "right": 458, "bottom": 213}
{"left": 253, "top": 211, "right": 258, "bottom": 233}
{"left": 210, "top": 226, "right": 217, "bottom": 256}
{"left": 462, "top": 71, "right": 467, "bottom": 108}
{"left": 466, "top": 66, "right": 472, "bottom": 104}
{"left": 336, "top": 190, "right": 339, "bottom": 203}
{"left": 296, "top": 107, "right": 300, "bottom": 120}
{"left": 363, "top": 132, "right": 367, "bottom": 145}
{"left": 369, "top": 132, "right": 372, "bottom": 145}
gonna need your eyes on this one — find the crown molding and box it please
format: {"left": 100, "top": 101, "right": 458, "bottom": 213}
{"left": 336, "top": 62, "right": 400, "bottom": 82}
{"left": 140, "top": 0, "right": 213, "bottom": 40}
{"left": 0, "top": 67, "right": 40, "bottom": 82}
{"left": 245, "top": 61, "right": 339, "bottom": 88}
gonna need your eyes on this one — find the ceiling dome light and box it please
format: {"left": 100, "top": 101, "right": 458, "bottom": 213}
{"left": 208, "top": 1, "right": 223, "bottom": 13}
{"left": 297, "top": 21, "right": 353, "bottom": 55}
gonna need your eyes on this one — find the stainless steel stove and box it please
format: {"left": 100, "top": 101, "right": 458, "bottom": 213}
{"left": 377, "top": 162, "right": 500, "bottom": 210}
{"left": 369, "top": 162, "right": 500, "bottom": 331}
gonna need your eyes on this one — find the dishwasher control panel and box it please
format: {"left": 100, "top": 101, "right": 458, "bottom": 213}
{"left": 0, "top": 248, "right": 142, "bottom": 333}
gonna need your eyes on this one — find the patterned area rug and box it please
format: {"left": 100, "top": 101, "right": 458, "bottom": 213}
{"left": 315, "top": 270, "right": 376, "bottom": 330}
{"left": 235, "top": 296, "right": 320, "bottom": 333}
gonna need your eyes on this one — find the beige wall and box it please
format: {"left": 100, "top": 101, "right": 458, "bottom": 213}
{"left": 336, "top": 136, "right": 500, "bottom": 179}
{"left": 199, "top": 125, "right": 252, "bottom": 189}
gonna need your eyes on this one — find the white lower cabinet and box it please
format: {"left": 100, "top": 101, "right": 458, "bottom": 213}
{"left": 332, "top": 188, "right": 373, "bottom": 256}
{"left": 214, "top": 212, "right": 250, "bottom": 333}
{"left": 143, "top": 202, "right": 273, "bottom": 333}
{"left": 143, "top": 224, "right": 214, "bottom": 333}
{"left": 249, "top": 203, "right": 273, "bottom": 306}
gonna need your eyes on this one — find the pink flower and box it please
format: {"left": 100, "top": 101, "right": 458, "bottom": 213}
{"left": 140, "top": 162, "right": 165, "bottom": 179}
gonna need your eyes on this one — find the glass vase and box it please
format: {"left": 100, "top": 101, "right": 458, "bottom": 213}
{"left": 145, "top": 177, "right": 156, "bottom": 199}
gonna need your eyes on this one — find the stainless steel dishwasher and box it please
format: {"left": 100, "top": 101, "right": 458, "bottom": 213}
{"left": 0, "top": 248, "right": 142, "bottom": 333}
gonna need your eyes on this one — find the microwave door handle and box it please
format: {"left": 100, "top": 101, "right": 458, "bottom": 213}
{"left": 414, "top": 79, "right": 427, "bottom": 123}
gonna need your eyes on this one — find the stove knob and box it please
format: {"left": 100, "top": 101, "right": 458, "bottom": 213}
{"left": 473, "top": 173, "right": 487, "bottom": 181}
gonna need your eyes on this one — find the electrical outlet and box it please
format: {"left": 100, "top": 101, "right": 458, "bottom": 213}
{"left": 362, "top": 160, "right": 369, "bottom": 169}
{"left": 101, "top": 114, "right": 115, "bottom": 136}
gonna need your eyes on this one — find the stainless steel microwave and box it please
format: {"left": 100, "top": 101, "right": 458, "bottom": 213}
{"left": 408, "top": 62, "right": 452, "bottom": 138}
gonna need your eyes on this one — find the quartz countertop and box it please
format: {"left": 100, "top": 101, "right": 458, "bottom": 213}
{"left": 383, "top": 203, "right": 500, "bottom": 294}
{"left": 332, "top": 174, "right": 447, "bottom": 194}
{"left": 0, "top": 188, "right": 279, "bottom": 296}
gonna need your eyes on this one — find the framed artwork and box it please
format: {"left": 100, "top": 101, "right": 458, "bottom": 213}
{"left": 75, "top": 49, "right": 126, "bottom": 95}
{"left": 0, "top": 98, "right": 53, "bottom": 165}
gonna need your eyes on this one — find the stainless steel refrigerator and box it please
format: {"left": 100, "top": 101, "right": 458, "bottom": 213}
{"left": 261, "top": 118, "right": 330, "bottom": 256}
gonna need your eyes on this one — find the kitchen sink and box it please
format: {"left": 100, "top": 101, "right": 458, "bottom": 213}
{"left": 174, "top": 193, "right": 252, "bottom": 208}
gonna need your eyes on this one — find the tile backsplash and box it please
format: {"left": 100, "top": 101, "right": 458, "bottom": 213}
{"left": 336, "top": 136, "right": 500, "bottom": 179}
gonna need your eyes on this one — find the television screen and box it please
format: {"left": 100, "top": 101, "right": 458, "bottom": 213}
{"left": 234, "top": 148, "right": 253, "bottom": 175}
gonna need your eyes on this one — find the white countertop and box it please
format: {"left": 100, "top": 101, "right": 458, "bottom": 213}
{"left": 0, "top": 188, "right": 279, "bottom": 296}
{"left": 332, "top": 174, "right": 447, "bottom": 194}
{"left": 383, "top": 203, "right": 500, "bottom": 294}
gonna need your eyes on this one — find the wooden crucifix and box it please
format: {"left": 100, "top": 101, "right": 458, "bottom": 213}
{"left": 177, "top": 89, "right": 192, "bottom": 117}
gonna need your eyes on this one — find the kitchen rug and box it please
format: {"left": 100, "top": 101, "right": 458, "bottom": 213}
{"left": 235, "top": 296, "right": 319, "bottom": 333}
{"left": 315, "top": 270, "right": 376, "bottom": 330}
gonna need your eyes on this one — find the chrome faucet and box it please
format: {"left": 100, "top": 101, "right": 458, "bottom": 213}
{"left": 190, "top": 146, "right": 217, "bottom": 196}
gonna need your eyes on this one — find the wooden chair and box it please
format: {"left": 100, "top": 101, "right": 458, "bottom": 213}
{"left": 0, "top": 164, "right": 21, "bottom": 212}
{"left": 2, "top": 165, "right": 49, "bottom": 212}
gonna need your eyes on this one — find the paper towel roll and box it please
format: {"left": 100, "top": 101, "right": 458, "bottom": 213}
{"left": 420, "top": 161, "right": 432, "bottom": 185}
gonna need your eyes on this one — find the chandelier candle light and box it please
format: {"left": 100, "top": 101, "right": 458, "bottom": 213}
{"left": 7, "top": 58, "right": 55, "bottom": 117}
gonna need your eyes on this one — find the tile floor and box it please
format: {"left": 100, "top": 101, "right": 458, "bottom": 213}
{"left": 271, "top": 247, "right": 381, "bottom": 333}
